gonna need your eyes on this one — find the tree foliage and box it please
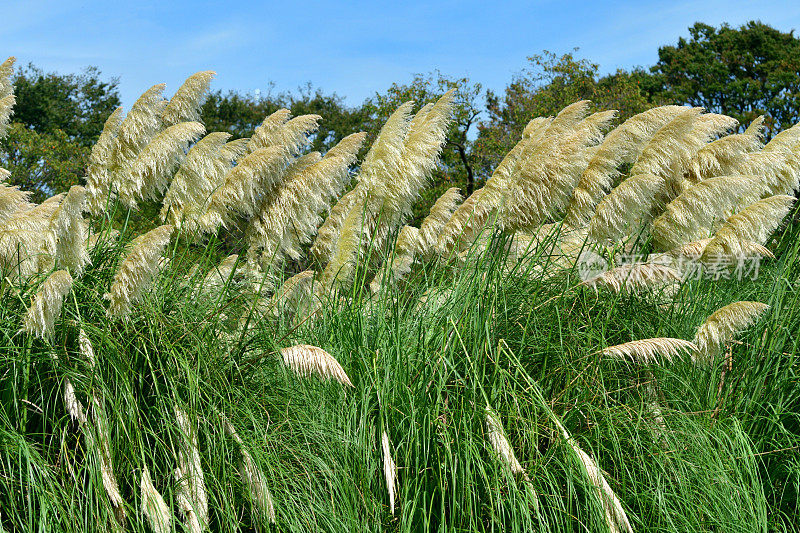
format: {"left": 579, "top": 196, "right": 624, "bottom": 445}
{"left": 647, "top": 21, "right": 800, "bottom": 137}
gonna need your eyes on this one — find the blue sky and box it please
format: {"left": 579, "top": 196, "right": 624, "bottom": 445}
{"left": 3, "top": 1, "right": 800, "bottom": 109}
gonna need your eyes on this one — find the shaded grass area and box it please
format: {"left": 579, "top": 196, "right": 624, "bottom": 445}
{"left": 1, "top": 221, "right": 799, "bottom": 532}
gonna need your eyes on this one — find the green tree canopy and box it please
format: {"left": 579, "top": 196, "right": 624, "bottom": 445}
{"left": 647, "top": 21, "right": 800, "bottom": 137}
{"left": 1, "top": 64, "right": 120, "bottom": 200}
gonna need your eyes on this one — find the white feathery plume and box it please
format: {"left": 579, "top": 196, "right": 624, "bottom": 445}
{"left": 736, "top": 149, "right": 800, "bottom": 197}
{"left": 114, "top": 84, "right": 168, "bottom": 167}
{"left": 78, "top": 328, "right": 97, "bottom": 368}
{"left": 0, "top": 193, "right": 67, "bottom": 280}
{"left": 684, "top": 116, "right": 764, "bottom": 182}
{"left": 85, "top": 107, "right": 125, "bottom": 214}
{"left": 381, "top": 430, "right": 398, "bottom": 515}
{"left": 162, "top": 71, "right": 215, "bottom": 126}
{"left": 552, "top": 418, "right": 633, "bottom": 533}
{"left": 319, "top": 200, "right": 364, "bottom": 290}
{"left": 0, "top": 56, "right": 15, "bottom": 99}
{"left": 565, "top": 105, "right": 690, "bottom": 226}
{"left": 39, "top": 185, "right": 90, "bottom": 275}
{"left": 0, "top": 183, "right": 33, "bottom": 224}
{"left": 0, "top": 94, "right": 14, "bottom": 140}
{"left": 248, "top": 109, "right": 291, "bottom": 151}
{"left": 104, "top": 225, "right": 173, "bottom": 318}
{"left": 174, "top": 406, "right": 208, "bottom": 533}
{"left": 589, "top": 174, "right": 666, "bottom": 243}
{"left": 221, "top": 415, "right": 276, "bottom": 524}
{"left": 370, "top": 225, "right": 419, "bottom": 293}
{"left": 418, "top": 187, "right": 463, "bottom": 257}
{"left": 64, "top": 379, "right": 88, "bottom": 425}
{"left": 280, "top": 344, "right": 353, "bottom": 387}
{"left": 485, "top": 405, "right": 529, "bottom": 480}
{"left": 247, "top": 132, "right": 366, "bottom": 268}
{"left": 581, "top": 263, "right": 681, "bottom": 293}
{"left": 661, "top": 238, "right": 772, "bottom": 263}
{"left": 90, "top": 396, "right": 125, "bottom": 514}
{"left": 141, "top": 466, "right": 172, "bottom": 533}
{"left": 630, "top": 107, "right": 704, "bottom": 178}
{"left": 251, "top": 113, "right": 321, "bottom": 155}
{"left": 199, "top": 146, "right": 291, "bottom": 233}
{"left": 693, "top": 301, "right": 769, "bottom": 361}
{"left": 267, "top": 269, "right": 317, "bottom": 320}
{"left": 601, "top": 338, "right": 698, "bottom": 364}
{"left": 545, "top": 100, "right": 591, "bottom": 137}
{"left": 701, "top": 195, "right": 795, "bottom": 261}
{"left": 500, "top": 109, "right": 616, "bottom": 232}
{"left": 23, "top": 269, "right": 73, "bottom": 339}
{"left": 763, "top": 122, "right": 800, "bottom": 152}
{"left": 311, "top": 187, "right": 364, "bottom": 265}
{"left": 117, "top": 121, "right": 205, "bottom": 207}
{"left": 651, "top": 175, "right": 764, "bottom": 251}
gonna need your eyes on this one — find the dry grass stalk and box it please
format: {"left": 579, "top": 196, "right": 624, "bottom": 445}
{"left": 381, "top": 430, "right": 398, "bottom": 515}
{"left": 280, "top": 344, "right": 353, "bottom": 387}
{"left": 141, "top": 466, "right": 172, "bottom": 533}
{"left": 693, "top": 301, "right": 769, "bottom": 362}
{"left": 601, "top": 338, "right": 698, "bottom": 364}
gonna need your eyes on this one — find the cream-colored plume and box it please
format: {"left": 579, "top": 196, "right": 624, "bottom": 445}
{"left": 221, "top": 415, "right": 276, "bottom": 524}
{"left": 310, "top": 187, "right": 364, "bottom": 265}
{"left": 552, "top": 418, "right": 633, "bottom": 533}
{"left": 202, "top": 254, "right": 240, "bottom": 293}
{"left": 39, "top": 185, "right": 90, "bottom": 276}
{"left": 763, "top": 122, "right": 800, "bottom": 153}
{"left": 104, "top": 225, "right": 173, "bottom": 318}
{"left": 118, "top": 121, "right": 205, "bottom": 207}
{"left": 701, "top": 195, "right": 795, "bottom": 261}
{"left": 581, "top": 263, "right": 681, "bottom": 293}
{"left": 0, "top": 183, "right": 33, "bottom": 224}
{"left": 280, "top": 344, "right": 353, "bottom": 387}
{"left": 381, "top": 430, "right": 398, "bottom": 515}
{"left": 267, "top": 269, "right": 317, "bottom": 320}
{"left": 0, "top": 57, "right": 14, "bottom": 99}
{"left": 199, "top": 146, "right": 290, "bottom": 233}
{"left": 565, "top": 105, "right": 689, "bottom": 226}
{"left": 174, "top": 406, "right": 208, "bottom": 533}
{"left": 651, "top": 175, "right": 763, "bottom": 250}
{"left": 162, "top": 71, "right": 215, "bottom": 126}
{"left": 319, "top": 201, "right": 365, "bottom": 290}
{"left": 141, "top": 466, "right": 172, "bottom": 533}
{"left": 114, "top": 83, "right": 168, "bottom": 166}
{"left": 693, "top": 301, "right": 769, "bottom": 361}
{"left": 250, "top": 113, "right": 320, "bottom": 155}
{"left": 64, "top": 379, "right": 87, "bottom": 425}
{"left": 629, "top": 107, "right": 703, "bottom": 178}
{"left": 248, "top": 109, "right": 291, "bottom": 151}
{"left": 601, "top": 338, "right": 698, "bottom": 364}
{"left": 0, "top": 94, "right": 14, "bottom": 140}
{"left": 589, "top": 174, "right": 666, "bottom": 243}
{"left": 247, "top": 132, "right": 365, "bottom": 268}
{"left": 684, "top": 116, "right": 764, "bottom": 182}
{"left": 418, "top": 187, "right": 462, "bottom": 257}
{"left": 485, "top": 405, "right": 529, "bottom": 480}
{"left": 90, "top": 396, "right": 125, "bottom": 515}
{"left": 23, "top": 269, "right": 73, "bottom": 339}
{"left": 85, "top": 107, "right": 124, "bottom": 214}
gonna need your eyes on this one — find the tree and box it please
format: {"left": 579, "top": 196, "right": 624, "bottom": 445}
{"left": 365, "top": 72, "right": 483, "bottom": 222}
{"left": 474, "top": 51, "right": 655, "bottom": 175}
{"left": 647, "top": 21, "right": 800, "bottom": 137}
{"left": 1, "top": 64, "right": 120, "bottom": 200}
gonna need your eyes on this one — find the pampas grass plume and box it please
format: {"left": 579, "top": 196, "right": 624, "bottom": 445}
{"left": 23, "top": 269, "right": 73, "bottom": 339}
{"left": 693, "top": 301, "right": 769, "bottom": 361}
{"left": 601, "top": 338, "right": 698, "bottom": 364}
{"left": 280, "top": 344, "right": 353, "bottom": 387}
{"left": 141, "top": 466, "right": 172, "bottom": 533}
{"left": 382, "top": 430, "right": 398, "bottom": 514}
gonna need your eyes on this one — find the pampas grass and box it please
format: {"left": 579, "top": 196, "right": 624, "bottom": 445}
{"left": 581, "top": 263, "right": 681, "bottom": 293}
{"left": 39, "top": 185, "right": 90, "bottom": 276}
{"left": 485, "top": 405, "right": 529, "bottom": 480}
{"left": 174, "top": 406, "right": 208, "bottom": 533}
{"left": 141, "top": 466, "right": 172, "bottom": 533}
{"left": 381, "top": 430, "right": 398, "bottom": 515}
{"left": 280, "top": 344, "right": 353, "bottom": 387}
{"left": 601, "top": 338, "right": 698, "bottom": 364}
{"left": 589, "top": 174, "right": 666, "bottom": 243}
{"left": 23, "top": 269, "right": 73, "bottom": 339}
{"left": 693, "top": 301, "right": 769, "bottom": 361}
{"left": 162, "top": 71, "right": 215, "bottom": 126}
{"left": 104, "top": 225, "right": 173, "bottom": 318}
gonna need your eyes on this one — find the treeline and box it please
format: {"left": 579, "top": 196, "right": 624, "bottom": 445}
{"left": 3, "top": 20, "right": 800, "bottom": 221}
